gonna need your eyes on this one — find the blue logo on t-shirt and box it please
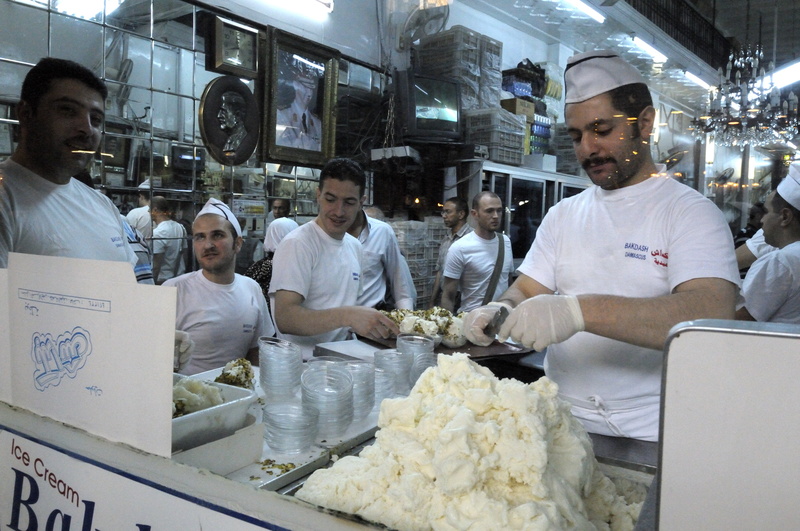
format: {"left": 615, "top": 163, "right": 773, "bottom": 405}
{"left": 352, "top": 272, "right": 360, "bottom": 282}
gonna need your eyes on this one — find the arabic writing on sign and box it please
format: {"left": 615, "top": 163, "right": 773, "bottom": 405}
{"left": 85, "top": 385, "right": 103, "bottom": 396}
{"left": 24, "top": 303, "right": 39, "bottom": 316}
{"left": 31, "top": 326, "right": 93, "bottom": 391}
{"left": 17, "top": 289, "right": 111, "bottom": 313}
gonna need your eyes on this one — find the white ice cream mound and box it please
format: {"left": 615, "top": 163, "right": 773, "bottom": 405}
{"left": 295, "top": 354, "right": 644, "bottom": 531}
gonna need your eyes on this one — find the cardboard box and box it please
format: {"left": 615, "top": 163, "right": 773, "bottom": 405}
{"left": 501, "top": 98, "right": 537, "bottom": 122}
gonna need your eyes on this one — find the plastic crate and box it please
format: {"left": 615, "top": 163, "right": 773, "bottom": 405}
{"left": 488, "top": 145, "right": 523, "bottom": 166}
{"left": 463, "top": 108, "right": 526, "bottom": 133}
{"left": 466, "top": 126, "right": 525, "bottom": 149}
{"left": 418, "top": 25, "right": 482, "bottom": 52}
{"left": 417, "top": 45, "right": 481, "bottom": 76}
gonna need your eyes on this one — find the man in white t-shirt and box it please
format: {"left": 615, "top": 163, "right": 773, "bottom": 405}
{"left": 430, "top": 197, "right": 472, "bottom": 308}
{"left": 0, "top": 57, "right": 137, "bottom": 271}
{"left": 346, "top": 207, "right": 416, "bottom": 310}
{"left": 270, "top": 158, "right": 398, "bottom": 359}
{"left": 441, "top": 191, "right": 513, "bottom": 314}
{"left": 126, "top": 180, "right": 153, "bottom": 241}
{"left": 736, "top": 163, "right": 800, "bottom": 324}
{"left": 150, "top": 196, "right": 187, "bottom": 284}
{"left": 463, "top": 50, "right": 740, "bottom": 441}
{"left": 165, "top": 198, "right": 274, "bottom": 375}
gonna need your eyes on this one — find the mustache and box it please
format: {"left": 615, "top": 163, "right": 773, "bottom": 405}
{"left": 582, "top": 156, "right": 616, "bottom": 171}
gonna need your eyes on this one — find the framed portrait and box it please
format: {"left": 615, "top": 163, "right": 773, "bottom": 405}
{"left": 199, "top": 75, "right": 261, "bottom": 166}
{"left": 263, "top": 27, "right": 339, "bottom": 167}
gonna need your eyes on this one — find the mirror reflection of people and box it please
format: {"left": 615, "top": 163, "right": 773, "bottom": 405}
{"left": 218, "top": 90, "right": 248, "bottom": 156}
{"left": 275, "top": 65, "right": 322, "bottom": 151}
{"left": 271, "top": 197, "right": 291, "bottom": 219}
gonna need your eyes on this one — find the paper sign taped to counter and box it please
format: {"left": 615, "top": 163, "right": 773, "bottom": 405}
{"left": 1, "top": 253, "right": 175, "bottom": 457}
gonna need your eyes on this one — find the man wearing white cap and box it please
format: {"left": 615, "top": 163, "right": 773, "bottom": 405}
{"left": 164, "top": 198, "right": 274, "bottom": 374}
{"left": 736, "top": 163, "right": 800, "bottom": 323}
{"left": 463, "top": 50, "right": 740, "bottom": 441}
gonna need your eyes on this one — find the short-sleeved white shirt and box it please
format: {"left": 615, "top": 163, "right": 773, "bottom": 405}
{"left": 518, "top": 174, "right": 740, "bottom": 441}
{"left": 742, "top": 241, "right": 800, "bottom": 323}
{"left": 270, "top": 220, "right": 362, "bottom": 358}
{"left": 0, "top": 158, "right": 137, "bottom": 271}
{"left": 166, "top": 270, "right": 274, "bottom": 375}
{"left": 443, "top": 231, "right": 514, "bottom": 313}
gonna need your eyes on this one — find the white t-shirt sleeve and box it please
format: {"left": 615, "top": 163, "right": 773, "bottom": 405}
{"left": 742, "top": 253, "right": 791, "bottom": 321}
{"left": 745, "top": 228, "right": 776, "bottom": 258}
{"left": 270, "top": 235, "right": 314, "bottom": 298}
{"left": 442, "top": 240, "right": 466, "bottom": 281}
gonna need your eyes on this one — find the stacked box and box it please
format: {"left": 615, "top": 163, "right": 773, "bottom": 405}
{"left": 464, "top": 108, "right": 526, "bottom": 166}
{"left": 479, "top": 34, "right": 503, "bottom": 109}
{"left": 389, "top": 220, "right": 438, "bottom": 310}
{"left": 415, "top": 25, "right": 502, "bottom": 111}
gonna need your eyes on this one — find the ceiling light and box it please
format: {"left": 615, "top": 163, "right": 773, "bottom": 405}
{"left": 685, "top": 71, "right": 710, "bottom": 90}
{"left": 564, "top": 0, "right": 605, "bottom": 24}
{"left": 633, "top": 37, "right": 667, "bottom": 63}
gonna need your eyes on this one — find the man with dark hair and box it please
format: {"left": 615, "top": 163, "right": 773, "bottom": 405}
{"left": 441, "top": 191, "right": 513, "bottom": 314}
{"left": 270, "top": 158, "right": 398, "bottom": 359}
{"left": 0, "top": 57, "right": 136, "bottom": 269}
{"left": 736, "top": 163, "right": 800, "bottom": 324}
{"left": 150, "top": 196, "right": 187, "bottom": 284}
{"left": 463, "top": 50, "right": 740, "bottom": 441}
{"left": 165, "top": 198, "right": 274, "bottom": 374}
{"left": 430, "top": 196, "right": 472, "bottom": 308}
{"left": 271, "top": 197, "right": 291, "bottom": 220}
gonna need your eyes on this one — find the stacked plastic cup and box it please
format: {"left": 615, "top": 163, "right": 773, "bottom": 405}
{"left": 301, "top": 363, "right": 354, "bottom": 441}
{"left": 374, "top": 348, "right": 413, "bottom": 397}
{"left": 345, "top": 360, "right": 375, "bottom": 421}
{"left": 305, "top": 355, "right": 346, "bottom": 370}
{"left": 262, "top": 401, "right": 318, "bottom": 454}
{"left": 397, "top": 333, "right": 436, "bottom": 387}
{"left": 373, "top": 366, "right": 395, "bottom": 409}
{"left": 258, "top": 337, "right": 303, "bottom": 401}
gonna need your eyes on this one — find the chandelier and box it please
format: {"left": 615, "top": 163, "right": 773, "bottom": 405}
{"left": 690, "top": 3, "right": 799, "bottom": 149}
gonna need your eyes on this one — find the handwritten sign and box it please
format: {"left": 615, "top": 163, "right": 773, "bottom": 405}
{"left": 1, "top": 253, "right": 176, "bottom": 457}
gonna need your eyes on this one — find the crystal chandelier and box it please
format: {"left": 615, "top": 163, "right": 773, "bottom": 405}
{"left": 690, "top": 3, "right": 799, "bottom": 149}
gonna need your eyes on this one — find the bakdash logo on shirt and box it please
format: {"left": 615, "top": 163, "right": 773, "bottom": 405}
{"left": 623, "top": 242, "right": 668, "bottom": 267}
{"left": 352, "top": 272, "right": 360, "bottom": 282}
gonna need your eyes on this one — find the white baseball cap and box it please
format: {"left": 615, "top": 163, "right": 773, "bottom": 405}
{"left": 564, "top": 50, "right": 646, "bottom": 104}
{"left": 777, "top": 162, "right": 800, "bottom": 210}
{"left": 195, "top": 198, "right": 242, "bottom": 237}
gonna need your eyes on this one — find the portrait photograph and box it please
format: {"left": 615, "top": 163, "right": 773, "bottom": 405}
{"left": 263, "top": 27, "right": 339, "bottom": 167}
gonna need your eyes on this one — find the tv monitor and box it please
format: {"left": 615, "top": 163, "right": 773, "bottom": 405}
{"left": 393, "top": 68, "right": 462, "bottom": 142}
{"left": 171, "top": 145, "right": 206, "bottom": 172}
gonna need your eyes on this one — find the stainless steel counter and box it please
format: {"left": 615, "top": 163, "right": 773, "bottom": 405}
{"left": 589, "top": 432, "right": 658, "bottom": 475}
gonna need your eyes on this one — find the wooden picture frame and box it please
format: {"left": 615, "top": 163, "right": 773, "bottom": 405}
{"left": 263, "top": 27, "right": 339, "bottom": 167}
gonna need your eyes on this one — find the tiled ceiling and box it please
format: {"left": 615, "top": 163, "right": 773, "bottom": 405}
{"left": 458, "top": 0, "right": 800, "bottom": 117}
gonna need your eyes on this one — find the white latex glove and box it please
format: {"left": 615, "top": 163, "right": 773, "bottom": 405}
{"left": 463, "top": 301, "right": 512, "bottom": 346}
{"left": 498, "top": 295, "right": 585, "bottom": 351}
{"left": 174, "top": 330, "right": 194, "bottom": 372}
